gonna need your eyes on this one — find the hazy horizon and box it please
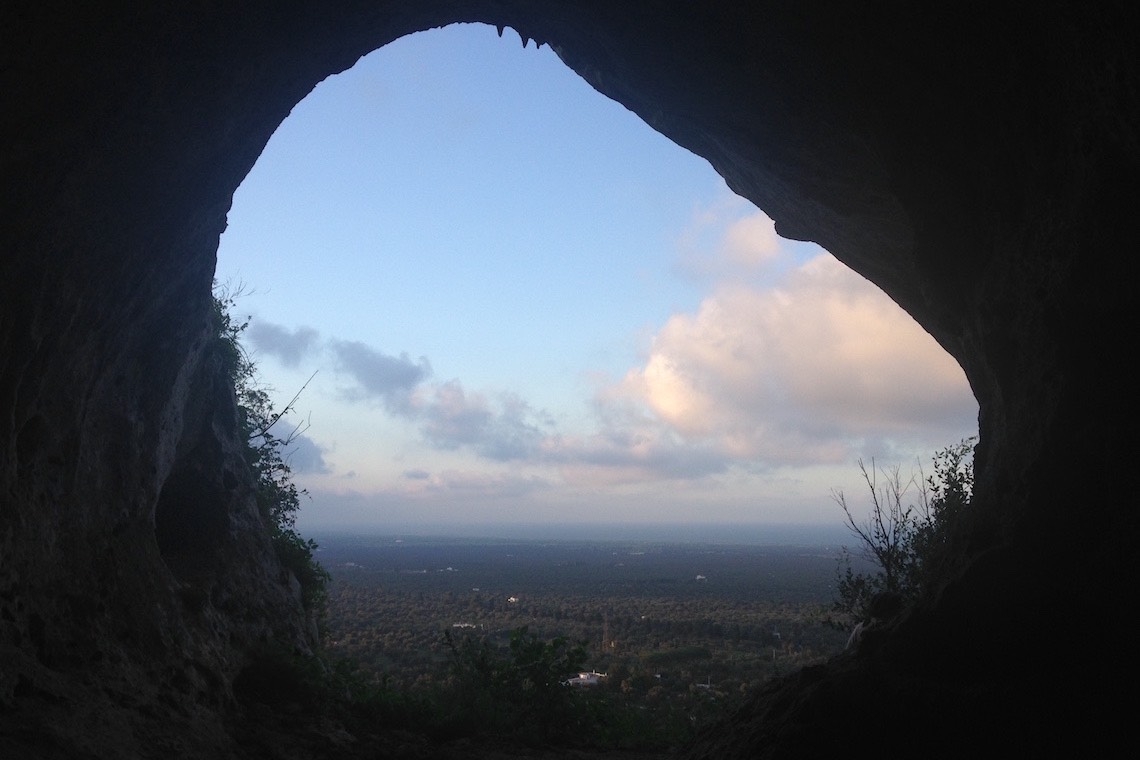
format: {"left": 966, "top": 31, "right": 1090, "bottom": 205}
{"left": 307, "top": 519, "right": 855, "bottom": 547}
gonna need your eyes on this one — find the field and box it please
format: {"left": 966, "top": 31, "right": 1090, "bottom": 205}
{"left": 312, "top": 528, "right": 863, "bottom": 745}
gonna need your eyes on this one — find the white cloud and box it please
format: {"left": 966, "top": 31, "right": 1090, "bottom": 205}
{"left": 318, "top": 249, "right": 975, "bottom": 489}
{"left": 674, "top": 201, "right": 783, "bottom": 281}
{"left": 722, "top": 212, "right": 780, "bottom": 268}
{"left": 603, "top": 253, "right": 976, "bottom": 468}
{"left": 295, "top": 211, "right": 975, "bottom": 499}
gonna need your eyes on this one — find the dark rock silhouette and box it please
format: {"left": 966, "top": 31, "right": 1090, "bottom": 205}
{"left": 2, "top": 2, "right": 1135, "bottom": 757}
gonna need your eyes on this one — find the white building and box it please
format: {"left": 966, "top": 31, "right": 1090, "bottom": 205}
{"left": 564, "top": 670, "right": 608, "bottom": 688}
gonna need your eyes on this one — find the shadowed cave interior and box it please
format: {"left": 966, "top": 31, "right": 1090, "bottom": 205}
{"left": 2, "top": 2, "right": 1137, "bottom": 758}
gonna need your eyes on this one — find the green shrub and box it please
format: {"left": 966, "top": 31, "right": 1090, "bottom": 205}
{"left": 832, "top": 438, "right": 976, "bottom": 624}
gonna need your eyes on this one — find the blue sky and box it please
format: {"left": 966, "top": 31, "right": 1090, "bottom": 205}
{"left": 214, "top": 23, "right": 978, "bottom": 533}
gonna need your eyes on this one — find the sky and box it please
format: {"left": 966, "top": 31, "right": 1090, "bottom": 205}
{"left": 214, "top": 23, "right": 978, "bottom": 535}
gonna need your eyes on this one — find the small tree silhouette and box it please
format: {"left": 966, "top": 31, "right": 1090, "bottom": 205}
{"left": 833, "top": 438, "right": 975, "bottom": 624}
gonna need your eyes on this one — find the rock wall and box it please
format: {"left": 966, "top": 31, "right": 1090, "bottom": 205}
{"left": 2, "top": 1, "right": 1136, "bottom": 756}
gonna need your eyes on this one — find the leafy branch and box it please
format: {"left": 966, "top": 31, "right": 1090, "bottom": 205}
{"left": 832, "top": 438, "right": 976, "bottom": 625}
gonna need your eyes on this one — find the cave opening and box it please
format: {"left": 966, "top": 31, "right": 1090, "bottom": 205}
{"left": 204, "top": 22, "right": 980, "bottom": 740}
{"left": 214, "top": 22, "right": 978, "bottom": 539}
{"left": 7, "top": 4, "right": 1130, "bottom": 756}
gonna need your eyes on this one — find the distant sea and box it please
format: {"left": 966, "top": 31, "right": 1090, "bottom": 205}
{"left": 310, "top": 522, "right": 853, "bottom": 548}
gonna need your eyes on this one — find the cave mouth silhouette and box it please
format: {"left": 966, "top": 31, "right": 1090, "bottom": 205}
{"left": 216, "top": 23, "right": 979, "bottom": 537}
{"left": 2, "top": 4, "right": 1133, "bottom": 757}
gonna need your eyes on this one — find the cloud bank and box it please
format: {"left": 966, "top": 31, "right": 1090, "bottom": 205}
{"left": 417, "top": 382, "right": 552, "bottom": 461}
{"left": 251, "top": 207, "right": 976, "bottom": 496}
{"left": 607, "top": 253, "right": 975, "bottom": 470}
